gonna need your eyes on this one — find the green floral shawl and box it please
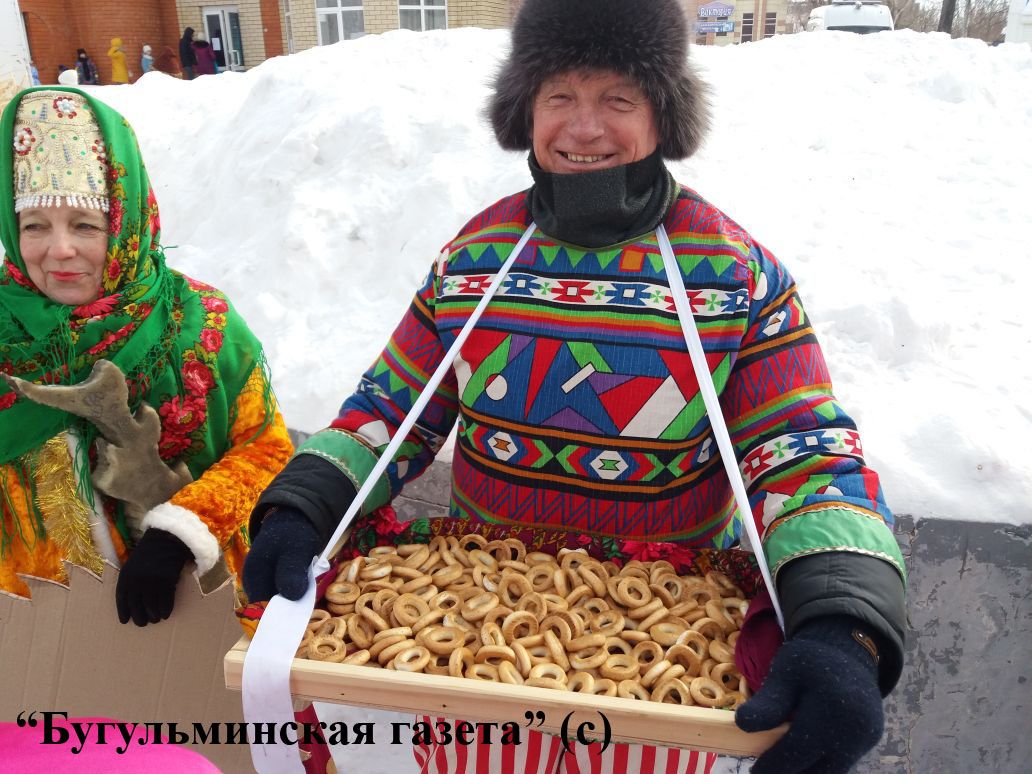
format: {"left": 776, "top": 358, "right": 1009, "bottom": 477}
{"left": 0, "top": 86, "right": 270, "bottom": 551}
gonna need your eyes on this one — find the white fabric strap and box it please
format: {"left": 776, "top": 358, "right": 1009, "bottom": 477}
{"left": 242, "top": 222, "right": 538, "bottom": 772}
{"left": 656, "top": 225, "right": 784, "bottom": 630}
{"left": 243, "top": 559, "right": 319, "bottom": 773}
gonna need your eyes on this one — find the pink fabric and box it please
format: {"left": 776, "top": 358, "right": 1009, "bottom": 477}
{"left": 733, "top": 586, "right": 785, "bottom": 693}
{"left": 0, "top": 716, "right": 219, "bottom": 772}
{"left": 411, "top": 715, "right": 716, "bottom": 774}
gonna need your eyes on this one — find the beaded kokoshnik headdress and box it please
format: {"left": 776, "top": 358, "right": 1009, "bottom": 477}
{"left": 11, "top": 90, "right": 110, "bottom": 214}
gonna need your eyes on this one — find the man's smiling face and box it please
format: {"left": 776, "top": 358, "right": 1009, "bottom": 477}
{"left": 531, "top": 69, "right": 659, "bottom": 174}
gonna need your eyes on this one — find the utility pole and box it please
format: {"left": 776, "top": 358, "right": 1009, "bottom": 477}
{"left": 939, "top": 0, "right": 957, "bottom": 33}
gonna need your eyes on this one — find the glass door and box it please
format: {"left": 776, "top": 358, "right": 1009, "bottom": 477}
{"left": 203, "top": 6, "right": 245, "bottom": 70}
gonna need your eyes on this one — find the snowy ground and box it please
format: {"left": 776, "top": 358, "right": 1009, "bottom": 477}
{"left": 78, "top": 28, "right": 1032, "bottom": 772}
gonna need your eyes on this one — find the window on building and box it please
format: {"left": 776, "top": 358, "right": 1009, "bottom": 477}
{"left": 282, "top": 0, "right": 295, "bottom": 53}
{"left": 764, "top": 12, "right": 777, "bottom": 38}
{"left": 317, "top": 0, "right": 365, "bottom": 45}
{"left": 741, "top": 12, "right": 753, "bottom": 42}
{"left": 399, "top": 0, "right": 447, "bottom": 32}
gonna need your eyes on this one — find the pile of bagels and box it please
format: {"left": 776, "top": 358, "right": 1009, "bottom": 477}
{"left": 298, "top": 535, "right": 751, "bottom": 708}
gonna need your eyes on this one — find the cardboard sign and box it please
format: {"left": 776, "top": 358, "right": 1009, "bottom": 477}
{"left": 0, "top": 563, "right": 251, "bottom": 771}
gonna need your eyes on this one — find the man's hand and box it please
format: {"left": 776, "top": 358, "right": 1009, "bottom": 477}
{"left": 116, "top": 528, "right": 192, "bottom": 626}
{"left": 242, "top": 509, "right": 322, "bottom": 602}
{"left": 735, "top": 616, "right": 885, "bottom": 773}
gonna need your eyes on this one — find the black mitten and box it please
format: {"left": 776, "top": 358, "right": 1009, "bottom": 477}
{"left": 242, "top": 508, "right": 323, "bottom": 602}
{"left": 735, "top": 615, "right": 884, "bottom": 774}
{"left": 116, "top": 528, "right": 192, "bottom": 626}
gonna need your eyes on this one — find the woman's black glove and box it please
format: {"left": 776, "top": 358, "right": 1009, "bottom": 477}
{"left": 735, "top": 615, "right": 884, "bottom": 773}
{"left": 243, "top": 508, "right": 322, "bottom": 602}
{"left": 116, "top": 528, "right": 192, "bottom": 626}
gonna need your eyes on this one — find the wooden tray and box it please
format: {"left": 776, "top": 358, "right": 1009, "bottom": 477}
{"left": 224, "top": 636, "right": 784, "bottom": 757}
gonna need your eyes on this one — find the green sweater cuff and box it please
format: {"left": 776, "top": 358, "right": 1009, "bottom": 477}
{"left": 295, "top": 428, "right": 391, "bottom": 515}
{"left": 765, "top": 506, "right": 907, "bottom": 584}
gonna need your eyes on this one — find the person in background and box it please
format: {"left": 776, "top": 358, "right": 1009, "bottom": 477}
{"left": 244, "top": 1, "right": 905, "bottom": 773}
{"left": 192, "top": 38, "right": 218, "bottom": 76}
{"left": 74, "top": 49, "right": 100, "bottom": 85}
{"left": 140, "top": 44, "right": 154, "bottom": 75}
{"left": 0, "top": 87, "right": 294, "bottom": 625}
{"left": 107, "top": 38, "right": 130, "bottom": 85}
{"left": 29, "top": 62, "right": 40, "bottom": 86}
{"left": 152, "top": 47, "right": 182, "bottom": 78}
{"left": 56, "top": 66, "right": 78, "bottom": 87}
{"left": 179, "top": 27, "right": 197, "bottom": 80}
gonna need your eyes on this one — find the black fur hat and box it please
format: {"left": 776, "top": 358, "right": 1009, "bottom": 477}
{"left": 489, "top": 0, "right": 710, "bottom": 160}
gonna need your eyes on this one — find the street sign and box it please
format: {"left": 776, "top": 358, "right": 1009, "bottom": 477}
{"left": 698, "top": 2, "right": 735, "bottom": 18}
{"left": 695, "top": 20, "right": 736, "bottom": 32}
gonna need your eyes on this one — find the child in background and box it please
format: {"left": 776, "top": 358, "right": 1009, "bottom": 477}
{"left": 75, "top": 48, "right": 100, "bottom": 85}
{"left": 107, "top": 38, "right": 130, "bottom": 84}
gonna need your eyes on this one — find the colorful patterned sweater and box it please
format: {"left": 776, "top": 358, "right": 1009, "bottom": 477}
{"left": 299, "top": 186, "right": 905, "bottom": 583}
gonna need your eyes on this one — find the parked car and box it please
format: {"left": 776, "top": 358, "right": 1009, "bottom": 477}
{"left": 808, "top": 1, "right": 894, "bottom": 33}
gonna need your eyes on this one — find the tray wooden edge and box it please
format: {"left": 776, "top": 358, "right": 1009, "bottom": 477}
{"left": 225, "top": 636, "right": 784, "bottom": 757}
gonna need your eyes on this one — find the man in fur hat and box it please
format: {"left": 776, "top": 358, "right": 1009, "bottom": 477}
{"left": 244, "top": 1, "right": 905, "bottom": 772}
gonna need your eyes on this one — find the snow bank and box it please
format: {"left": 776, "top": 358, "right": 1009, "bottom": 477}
{"left": 86, "top": 29, "right": 1032, "bottom": 524}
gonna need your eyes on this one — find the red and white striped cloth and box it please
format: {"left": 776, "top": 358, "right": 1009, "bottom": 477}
{"left": 411, "top": 716, "right": 716, "bottom": 774}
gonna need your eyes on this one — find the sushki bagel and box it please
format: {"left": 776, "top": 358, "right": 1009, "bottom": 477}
{"left": 296, "top": 536, "right": 753, "bottom": 709}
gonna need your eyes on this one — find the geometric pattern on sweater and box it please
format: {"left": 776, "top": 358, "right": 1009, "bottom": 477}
{"left": 328, "top": 186, "right": 906, "bottom": 579}
{"left": 442, "top": 270, "right": 750, "bottom": 318}
{"left": 458, "top": 406, "right": 720, "bottom": 492}
{"left": 451, "top": 452, "right": 740, "bottom": 544}
{"left": 455, "top": 338, "right": 722, "bottom": 440}
{"left": 741, "top": 428, "right": 863, "bottom": 487}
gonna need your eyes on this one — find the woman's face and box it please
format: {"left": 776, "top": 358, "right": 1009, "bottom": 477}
{"left": 18, "top": 206, "right": 109, "bottom": 306}
{"left": 531, "top": 69, "right": 659, "bottom": 174}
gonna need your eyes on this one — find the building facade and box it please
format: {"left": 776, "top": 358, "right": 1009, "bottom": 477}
{"left": 682, "top": 0, "right": 791, "bottom": 46}
{"left": 175, "top": 1, "right": 284, "bottom": 70}
{"left": 1006, "top": 0, "right": 1032, "bottom": 44}
{"left": 17, "top": 0, "right": 787, "bottom": 86}
{"left": 286, "top": 0, "right": 509, "bottom": 52}
{"left": 16, "top": 0, "right": 509, "bottom": 83}
{"left": 19, "top": 0, "right": 181, "bottom": 84}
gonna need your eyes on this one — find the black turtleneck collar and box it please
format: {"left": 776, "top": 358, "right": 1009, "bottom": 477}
{"left": 526, "top": 147, "right": 675, "bottom": 249}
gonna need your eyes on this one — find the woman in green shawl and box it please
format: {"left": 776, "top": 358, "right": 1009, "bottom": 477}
{"left": 0, "top": 87, "right": 293, "bottom": 625}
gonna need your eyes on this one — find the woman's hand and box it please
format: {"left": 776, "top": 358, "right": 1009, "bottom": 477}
{"left": 116, "top": 528, "right": 192, "bottom": 626}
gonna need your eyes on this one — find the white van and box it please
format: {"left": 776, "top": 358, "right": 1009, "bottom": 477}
{"left": 807, "top": 1, "right": 894, "bottom": 33}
